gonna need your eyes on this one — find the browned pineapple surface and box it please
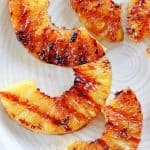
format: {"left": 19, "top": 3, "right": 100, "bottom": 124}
{"left": 0, "top": 58, "right": 111, "bottom": 134}
{"left": 67, "top": 89, "right": 143, "bottom": 150}
{"left": 146, "top": 45, "right": 150, "bottom": 56}
{"left": 9, "top": 0, "right": 105, "bottom": 67}
{"left": 127, "top": 0, "right": 150, "bottom": 41}
{"left": 71, "top": 0, "right": 124, "bottom": 42}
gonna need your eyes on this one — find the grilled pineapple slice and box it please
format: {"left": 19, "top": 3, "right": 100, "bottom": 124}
{"left": 9, "top": 0, "right": 105, "bottom": 67}
{"left": 146, "top": 45, "right": 150, "bottom": 56}
{"left": 67, "top": 89, "right": 143, "bottom": 150}
{"left": 70, "top": 0, "right": 124, "bottom": 42}
{"left": 0, "top": 58, "right": 111, "bottom": 134}
{"left": 127, "top": 0, "right": 150, "bottom": 41}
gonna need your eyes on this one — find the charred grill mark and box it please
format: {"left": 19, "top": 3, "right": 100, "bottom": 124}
{"left": 105, "top": 120, "right": 140, "bottom": 144}
{"left": 47, "top": 42, "right": 55, "bottom": 61}
{"left": 118, "top": 128, "right": 128, "bottom": 138}
{"left": 115, "top": 90, "right": 124, "bottom": 97}
{"left": 19, "top": 118, "right": 42, "bottom": 130}
{"left": 16, "top": 20, "right": 33, "bottom": 49}
{"left": 73, "top": 75, "right": 85, "bottom": 87}
{"left": 105, "top": 120, "right": 114, "bottom": 126}
{"left": 102, "top": 59, "right": 112, "bottom": 70}
{"left": 31, "top": 125, "right": 36, "bottom": 129}
{"left": 16, "top": 6, "right": 32, "bottom": 46}
{"left": 19, "top": 118, "right": 30, "bottom": 126}
{"left": 105, "top": 106, "right": 141, "bottom": 123}
{"left": 73, "top": 74, "right": 97, "bottom": 88}
{"left": 95, "top": 49, "right": 99, "bottom": 54}
{"left": 38, "top": 34, "right": 49, "bottom": 62}
{"left": 48, "top": 43, "right": 54, "bottom": 49}
{"left": 73, "top": 75, "right": 97, "bottom": 93}
{"left": 94, "top": 139, "right": 109, "bottom": 150}
{"left": 16, "top": 26, "right": 31, "bottom": 46}
{"left": 78, "top": 55, "right": 86, "bottom": 65}
{"left": 93, "top": 39, "right": 104, "bottom": 56}
{"left": 60, "top": 115, "right": 71, "bottom": 131}
{"left": 16, "top": 30, "right": 27, "bottom": 44}
{"left": 126, "top": 26, "right": 135, "bottom": 34}
{"left": 73, "top": 88, "right": 101, "bottom": 110}
{"left": 20, "top": 7, "right": 28, "bottom": 21}
{"left": 31, "top": 123, "right": 42, "bottom": 130}
{"left": 55, "top": 54, "right": 62, "bottom": 64}
{"left": 39, "top": 50, "right": 46, "bottom": 60}
{"left": 10, "top": 11, "right": 13, "bottom": 16}
{"left": 70, "top": 32, "right": 78, "bottom": 43}
{"left": 11, "top": 113, "right": 16, "bottom": 118}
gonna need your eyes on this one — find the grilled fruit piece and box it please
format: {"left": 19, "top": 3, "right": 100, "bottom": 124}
{"left": 70, "top": 0, "right": 124, "bottom": 42}
{"left": 9, "top": 0, "right": 105, "bottom": 67}
{"left": 0, "top": 58, "right": 111, "bottom": 134}
{"left": 67, "top": 89, "right": 143, "bottom": 150}
{"left": 146, "top": 45, "right": 150, "bottom": 56}
{"left": 127, "top": 0, "right": 150, "bottom": 41}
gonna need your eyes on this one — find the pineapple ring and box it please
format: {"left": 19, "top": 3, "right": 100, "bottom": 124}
{"left": 9, "top": 0, "right": 106, "bottom": 67}
{"left": 71, "top": 0, "right": 124, "bottom": 42}
{"left": 127, "top": 0, "right": 150, "bottom": 41}
{"left": 67, "top": 89, "right": 143, "bottom": 150}
{"left": 0, "top": 58, "right": 111, "bottom": 134}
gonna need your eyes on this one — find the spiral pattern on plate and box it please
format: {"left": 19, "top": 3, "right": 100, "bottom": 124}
{"left": 107, "top": 40, "right": 150, "bottom": 93}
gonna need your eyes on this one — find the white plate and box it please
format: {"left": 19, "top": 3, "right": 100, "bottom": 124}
{"left": 0, "top": 0, "right": 150, "bottom": 149}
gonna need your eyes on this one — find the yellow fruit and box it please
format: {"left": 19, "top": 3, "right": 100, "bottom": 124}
{"left": 127, "top": 0, "right": 150, "bottom": 41}
{"left": 67, "top": 89, "right": 143, "bottom": 150}
{"left": 0, "top": 58, "right": 111, "bottom": 134}
{"left": 9, "top": 0, "right": 105, "bottom": 67}
{"left": 71, "top": 0, "right": 124, "bottom": 42}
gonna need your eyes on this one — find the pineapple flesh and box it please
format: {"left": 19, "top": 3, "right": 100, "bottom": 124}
{"left": 127, "top": 0, "right": 150, "bottom": 41}
{"left": 67, "top": 89, "right": 143, "bottom": 150}
{"left": 9, "top": 0, "right": 105, "bottom": 67}
{"left": 71, "top": 0, "right": 124, "bottom": 42}
{"left": 0, "top": 58, "right": 111, "bottom": 134}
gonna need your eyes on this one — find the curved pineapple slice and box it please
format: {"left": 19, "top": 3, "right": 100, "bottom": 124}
{"left": 127, "top": 0, "right": 150, "bottom": 41}
{"left": 67, "top": 89, "right": 143, "bottom": 150}
{"left": 70, "top": 0, "right": 124, "bottom": 42}
{"left": 0, "top": 58, "right": 111, "bottom": 134}
{"left": 9, "top": 0, "right": 105, "bottom": 67}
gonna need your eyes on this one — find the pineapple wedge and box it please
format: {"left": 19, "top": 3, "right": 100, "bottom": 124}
{"left": 127, "top": 0, "right": 150, "bottom": 41}
{"left": 71, "top": 0, "right": 124, "bottom": 42}
{"left": 0, "top": 58, "right": 111, "bottom": 134}
{"left": 67, "top": 89, "right": 143, "bottom": 150}
{"left": 9, "top": 0, "right": 105, "bottom": 67}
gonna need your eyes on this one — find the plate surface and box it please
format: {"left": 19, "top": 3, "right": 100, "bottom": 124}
{"left": 0, "top": 0, "right": 150, "bottom": 149}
